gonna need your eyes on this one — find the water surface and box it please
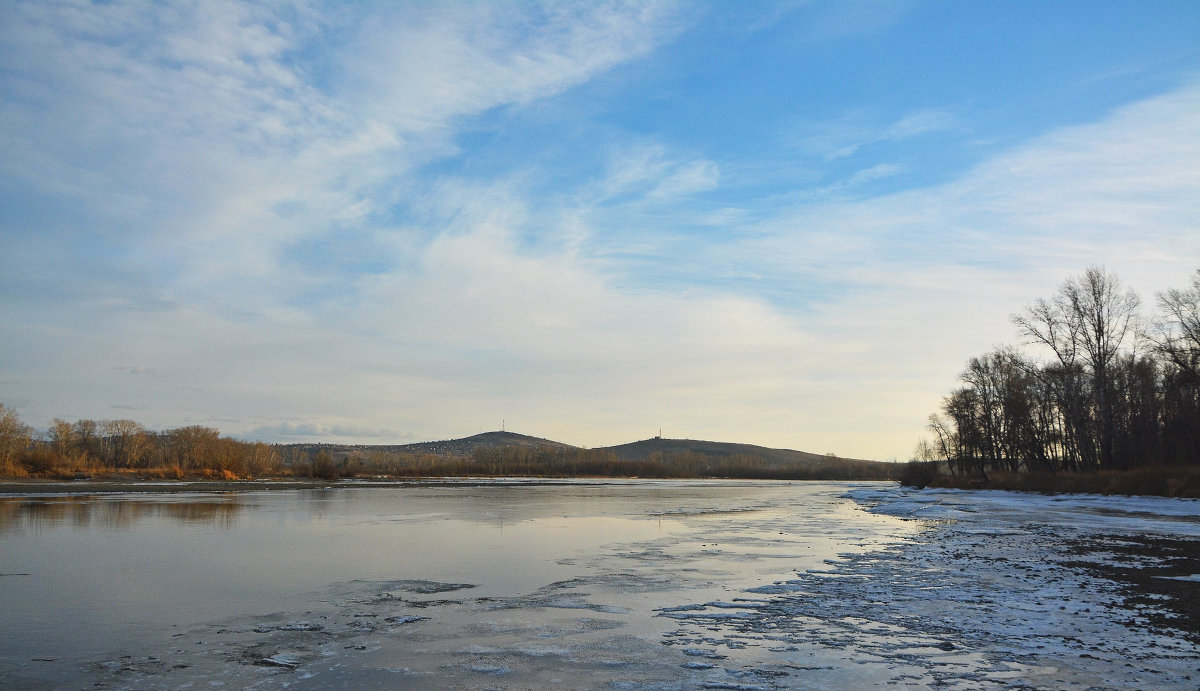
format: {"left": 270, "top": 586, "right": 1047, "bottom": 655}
{"left": 7, "top": 480, "right": 1197, "bottom": 689}
{"left": 1, "top": 479, "right": 909, "bottom": 687}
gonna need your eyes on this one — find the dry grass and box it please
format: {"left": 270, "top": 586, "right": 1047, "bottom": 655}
{"left": 929, "top": 466, "right": 1200, "bottom": 498}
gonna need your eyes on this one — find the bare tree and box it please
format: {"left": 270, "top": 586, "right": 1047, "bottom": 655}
{"left": 924, "top": 268, "right": 1200, "bottom": 476}
{"left": 1152, "top": 268, "right": 1200, "bottom": 383}
{"left": 166, "top": 426, "right": 221, "bottom": 471}
{"left": 926, "top": 413, "right": 958, "bottom": 475}
{"left": 0, "top": 404, "right": 33, "bottom": 474}
{"left": 1013, "top": 267, "right": 1141, "bottom": 469}
{"left": 50, "top": 418, "right": 75, "bottom": 459}
{"left": 245, "top": 442, "right": 278, "bottom": 477}
{"left": 103, "top": 419, "right": 148, "bottom": 468}
{"left": 73, "top": 419, "right": 100, "bottom": 462}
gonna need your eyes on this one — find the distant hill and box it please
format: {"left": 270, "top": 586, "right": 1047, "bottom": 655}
{"left": 279, "top": 431, "right": 882, "bottom": 468}
{"left": 597, "top": 437, "right": 859, "bottom": 466}
{"left": 275, "top": 431, "right": 894, "bottom": 480}
{"left": 388, "top": 431, "right": 577, "bottom": 457}
{"left": 282, "top": 431, "right": 577, "bottom": 460}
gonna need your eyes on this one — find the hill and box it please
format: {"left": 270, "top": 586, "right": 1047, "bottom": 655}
{"left": 598, "top": 437, "right": 844, "bottom": 466}
{"left": 288, "top": 433, "right": 859, "bottom": 465}
{"left": 281, "top": 431, "right": 577, "bottom": 460}
{"left": 277, "top": 431, "right": 895, "bottom": 480}
{"left": 388, "top": 431, "right": 578, "bottom": 457}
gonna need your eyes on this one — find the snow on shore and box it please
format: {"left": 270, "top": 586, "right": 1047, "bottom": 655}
{"left": 660, "top": 486, "right": 1200, "bottom": 688}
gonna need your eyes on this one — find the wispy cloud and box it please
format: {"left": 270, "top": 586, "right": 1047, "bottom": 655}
{"left": 592, "top": 143, "right": 719, "bottom": 202}
{"left": 650, "top": 159, "right": 720, "bottom": 198}
{"left": 244, "top": 421, "right": 408, "bottom": 444}
{"left": 884, "top": 109, "right": 960, "bottom": 139}
{"left": 788, "top": 108, "right": 961, "bottom": 161}
{"left": 0, "top": 0, "right": 682, "bottom": 431}
{"left": 0, "top": 1, "right": 677, "bottom": 304}
{"left": 704, "top": 81, "right": 1200, "bottom": 453}
{"left": 1, "top": 3, "right": 1196, "bottom": 461}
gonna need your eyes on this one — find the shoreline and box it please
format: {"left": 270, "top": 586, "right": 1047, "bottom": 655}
{"left": 0, "top": 476, "right": 819, "bottom": 495}
{"left": 8, "top": 470, "right": 1200, "bottom": 498}
{"left": 925, "top": 467, "right": 1200, "bottom": 498}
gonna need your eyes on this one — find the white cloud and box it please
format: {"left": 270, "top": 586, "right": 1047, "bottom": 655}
{"left": 0, "top": 0, "right": 678, "bottom": 306}
{"left": 844, "top": 162, "right": 904, "bottom": 186}
{"left": 650, "top": 159, "right": 720, "bottom": 198}
{"left": 344, "top": 3, "right": 674, "bottom": 130}
{"left": 243, "top": 422, "right": 408, "bottom": 444}
{"left": 789, "top": 107, "right": 960, "bottom": 160}
{"left": 326, "top": 78, "right": 1196, "bottom": 456}
{"left": 885, "top": 109, "right": 959, "bottom": 139}
{"left": 699, "top": 81, "right": 1200, "bottom": 456}
{"left": 0, "top": 1, "right": 684, "bottom": 430}
{"left": 591, "top": 143, "right": 722, "bottom": 207}
{"left": 2, "top": 3, "right": 1196, "bottom": 462}
{"left": 18, "top": 72, "right": 1195, "bottom": 457}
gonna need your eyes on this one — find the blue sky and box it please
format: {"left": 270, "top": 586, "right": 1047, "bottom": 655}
{"left": 2, "top": 1, "right": 1198, "bottom": 460}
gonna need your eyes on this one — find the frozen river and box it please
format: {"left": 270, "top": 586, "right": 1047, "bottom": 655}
{"left": 1, "top": 479, "right": 1198, "bottom": 688}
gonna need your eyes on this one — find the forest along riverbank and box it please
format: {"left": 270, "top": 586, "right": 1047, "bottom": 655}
{"left": 656, "top": 486, "right": 1200, "bottom": 689}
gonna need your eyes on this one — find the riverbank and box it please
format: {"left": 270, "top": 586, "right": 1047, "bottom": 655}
{"left": 11, "top": 464, "right": 1200, "bottom": 498}
{"left": 0, "top": 475, "right": 763, "bottom": 495}
{"left": 920, "top": 466, "right": 1200, "bottom": 498}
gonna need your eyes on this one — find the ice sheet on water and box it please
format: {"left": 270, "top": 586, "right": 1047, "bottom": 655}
{"left": 1159, "top": 573, "right": 1200, "bottom": 582}
{"left": 847, "top": 486, "right": 1200, "bottom": 537}
{"left": 25, "top": 481, "right": 1200, "bottom": 690}
{"left": 259, "top": 652, "right": 302, "bottom": 669}
{"left": 483, "top": 577, "right": 639, "bottom": 613}
{"left": 383, "top": 615, "right": 428, "bottom": 625}
{"left": 367, "top": 579, "right": 477, "bottom": 595}
{"left": 654, "top": 484, "right": 1200, "bottom": 688}
{"left": 680, "top": 648, "right": 727, "bottom": 659}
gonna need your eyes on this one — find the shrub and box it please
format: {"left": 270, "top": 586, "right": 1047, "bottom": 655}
{"left": 899, "top": 460, "right": 939, "bottom": 489}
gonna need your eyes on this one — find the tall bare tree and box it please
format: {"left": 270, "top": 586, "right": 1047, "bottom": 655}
{"left": 73, "top": 419, "right": 100, "bottom": 462}
{"left": 1153, "top": 268, "right": 1200, "bottom": 383}
{"left": 50, "top": 418, "right": 76, "bottom": 459}
{"left": 103, "top": 419, "right": 148, "bottom": 468}
{"left": 0, "top": 404, "right": 33, "bottom": 474}
{"left": 166, "top": 426, "right": 221, "bottom": 471}
{"left": 922, "top": 267, "right": 1200, "bottom": 476}
{"left": 1012, "top": 267, "right": 1141, "bottom": 469}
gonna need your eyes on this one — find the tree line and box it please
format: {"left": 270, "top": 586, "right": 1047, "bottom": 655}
{"left": 277, "top": 444, "right": 898, "bottom": 481}
{"left": 915, "top": 267, "right": 1200, "bottom": 478}
{"left": 0, "top": 407, "right": 899, "bottom": 482}
{"left": 0, "top": 410, "right": 281, "bottom": 479}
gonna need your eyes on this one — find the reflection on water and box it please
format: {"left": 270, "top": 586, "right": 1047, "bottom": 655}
{"left": 0, "top": 480, "right": 910, "bottom": 689}
{"left": 0, "top": 495, "right": 243, "bottom": 533}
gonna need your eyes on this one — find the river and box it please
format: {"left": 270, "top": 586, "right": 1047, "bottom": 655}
{"left": 1, "top": 479, "right": 1196, "bottom": 688}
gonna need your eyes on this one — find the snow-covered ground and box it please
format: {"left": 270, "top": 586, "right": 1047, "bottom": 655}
{"left": 2, "top": 481, "right": 1197, "bottom": 689}
{"left": 661, "top": 487, "right": 1200, "bottom": 689}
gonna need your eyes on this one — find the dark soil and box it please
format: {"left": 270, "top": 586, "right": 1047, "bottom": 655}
{"left": 1062, "top": 533, "right": 1200, "bottom": 643}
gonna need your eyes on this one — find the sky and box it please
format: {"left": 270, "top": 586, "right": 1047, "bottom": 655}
{"left": 2, "top": 1, "right": 1199, "bottom": 460}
